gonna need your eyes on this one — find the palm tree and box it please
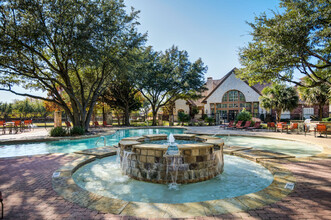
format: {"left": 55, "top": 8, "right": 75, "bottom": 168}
{"left": 298, "top": 78, "right": 330, "bottom": 121}
{"left": 260, "top": 84, "right": 299, "bottom": 122}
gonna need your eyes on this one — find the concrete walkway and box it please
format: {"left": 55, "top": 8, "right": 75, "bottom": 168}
{"left": 0, "top": 126, "right": 331, "bottom": 219}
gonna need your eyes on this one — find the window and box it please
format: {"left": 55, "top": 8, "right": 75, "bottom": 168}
{"left": 221, "top": 104, "right": 227, "bottom": 108}
{"left": 222, "top": 93, "right": 228, "bottom": 102}
{"left": 216, "top": 104, "right": 222, "bottom": 109}
{"left": 240, "top": 92, "right": 245, "bottom": 102}
{"left": 229, "top": 91, "right": 238, "bottom": 101}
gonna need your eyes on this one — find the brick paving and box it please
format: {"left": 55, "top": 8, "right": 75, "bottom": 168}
{"left": 0, "top": 153, "right": 330, "bottom": 219}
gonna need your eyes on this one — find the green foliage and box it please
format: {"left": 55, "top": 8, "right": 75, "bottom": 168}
{"left": 135, "top": 46, "right": 207, "bottom": 125}
{"left": 189, "top": 106, "right": 199, "bottom": 119}
{"left": 235, "top": 108, "right": 252, "bottom": 123}
{"left": 298, "top": 77, "right": 330, "bottom": 121}
{"left": 260, "top": 84, "right": 299, "bottom": 122}
{"left": 0, "top": 0, "right": 146, "bottom": 131}
{"left": 70, "top": 126, "right": 85, "bottom": 136}
{"left": 102, "top": 69, "right": 143, "bottom": 126}
{"left": 178, "top": 112, "right": 190, "bottom": 123}
{"left": 322, "top": 117, "right": 331, "bottom": 122}
{"left": 237, "top": 0, "right": 331, "bottom": 87}
{"left": 50, "top": 127, "right": 67, "bottom": 137}
{"left": 204, "top": 117, "right": 214, "bottom": 126}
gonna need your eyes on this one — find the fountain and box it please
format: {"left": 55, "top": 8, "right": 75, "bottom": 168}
{"left": 118, "top": 133, "right": 224, "bottom": 184}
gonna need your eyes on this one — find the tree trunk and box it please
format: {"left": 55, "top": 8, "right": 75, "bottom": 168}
{"left": 276, "top": 109, "right": 282, "bottom": 123}
{"left": 124, "top": 105, "right": 130, "bottom": 126}
{"left": 318, "top": 104, "right": 323, "bottom": 121}
{"left": 151, "top": 105, "right": 158, "bottom": 126}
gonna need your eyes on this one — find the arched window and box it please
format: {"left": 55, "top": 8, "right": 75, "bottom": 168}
{"left": 222, "top": 90, "right": 245, "bottom": 102}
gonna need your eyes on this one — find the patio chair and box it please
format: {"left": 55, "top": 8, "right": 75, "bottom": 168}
{"left": 65, "top": 121, "right": 72, "bottom": 130}
{"left": 0, "top": 121, "right": 5, "bottom": 134}
{"left": 237, "top": 121, "right": 251, "bottom": 129}
{"left": 23, "top": 120, "right": 32, "bottom": 131}
{"left": 13, "top": 120, "right": 22, "bottom": 134}
{"left": 234, "top": 121, "right": 243, "bottom": 129}
{"left": 94, "top": 121, "right": 101, "bottom": 128}
{"left": 223, "top": 121, "right": 234, "bottom": 129}
{"left": 246, "top": 121, "right": 261, "bottom": 131}
{"left": 103, "top": 121, "right": 112, "bottom": 127}
{"left": 267, "top": 122, "right": 276, "bottom": 131}
{"left": 276, "top": 122, "right": 287, "bottom": 133}
{"left": 314, "top": 124, "right": 327, "bottom": 138}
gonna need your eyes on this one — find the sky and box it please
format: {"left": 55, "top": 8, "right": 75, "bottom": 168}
{"left": 0, "top": 0, "right": 281, "bottom": 103}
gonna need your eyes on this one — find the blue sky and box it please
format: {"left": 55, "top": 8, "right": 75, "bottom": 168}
{"left": 0, "top": 0, "right": 280, "bottom": 103}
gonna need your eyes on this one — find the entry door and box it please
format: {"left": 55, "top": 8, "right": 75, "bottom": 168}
{"left": 228, "top": 110, "right": 238, "bottom": 121}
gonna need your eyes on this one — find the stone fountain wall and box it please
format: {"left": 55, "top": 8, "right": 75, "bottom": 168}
{"left": 118, "top": 134, "right": 224, "bottom": 184}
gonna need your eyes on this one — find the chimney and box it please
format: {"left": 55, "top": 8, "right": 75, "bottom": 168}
{"left": 206, "top": 77, "right": 213, "bottom": 90}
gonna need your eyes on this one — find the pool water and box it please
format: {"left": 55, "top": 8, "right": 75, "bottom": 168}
{"left": 219, "top": 136, "right": 323, "bottom": 157}
{"left": 0, "top": 128, "right": 184, "bottom": 158}
{"left": 72, "top": 154, "right": 273, "bottom": 203}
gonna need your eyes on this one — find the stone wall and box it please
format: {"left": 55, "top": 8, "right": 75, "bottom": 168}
{"left": 118, "top": 134, "right": 224, "bottom": 184}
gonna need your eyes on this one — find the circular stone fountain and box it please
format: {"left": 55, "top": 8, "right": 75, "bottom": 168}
{"left": 118, "top": 134, "right": 224, "bottom": 184}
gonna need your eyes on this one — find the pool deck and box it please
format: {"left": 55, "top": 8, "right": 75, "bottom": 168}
{"left": 0, "top": 126, "right": 331, "bottom": 219}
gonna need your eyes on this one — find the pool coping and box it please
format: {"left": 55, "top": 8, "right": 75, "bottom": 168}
{"left": 52, "top": 134, "right": 296, "bottom": 218}
{"left": 0, "top": 126, "right": 186, "bottom": 145}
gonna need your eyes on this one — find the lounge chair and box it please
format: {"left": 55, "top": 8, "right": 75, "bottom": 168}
{"left": 314, "top": 124, "right": 327, "bottom": 138}
{"left": 237, "top": 121, "right": 251, "bottom": 129}
{"left": 223, "top": 121, "right": 234, "bottom": 129}
{"left": 234, "top": 121, "right": 243, "bottom": 129}
{"left": 103, "top": 121, "right": 112, "bottom": 127}
{"left": 246, "top": 121, "right": 261, "bottom": 130}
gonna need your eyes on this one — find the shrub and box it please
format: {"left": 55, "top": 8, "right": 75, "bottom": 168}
{"left": 178, "top": 112, "right": 190, "bottom": 124}
{"left": 235, "top": 108, "right": 252, "bottom": 123}
{"left": 322, "top": 117, "right": 331, "bottom": 122}
{"left": 204, "top": 117, "right": 214, "bottom": 126}
{"left": 70, "top": 126, "right": 85, "bottom": 136}
{"left": 50, "top": 127, "right": 67, "bottom": 137}
{"left": 197, "top": 120, "right": 205, "bottom": 126}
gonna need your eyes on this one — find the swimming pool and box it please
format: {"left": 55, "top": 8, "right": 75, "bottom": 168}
{"left": 219, "top": 135, "right": 323, "bottom": 157}
{"left": 0, "top": 128, "right": 184, "bottom": 158}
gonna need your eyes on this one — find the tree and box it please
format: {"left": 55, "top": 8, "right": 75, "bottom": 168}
{"left": 135, "top": 46, "right": 207, "bottom": 125}
{"left": 140, "top": 99, "right": 150, "bottom": 121}
{"left": 260, "top": 84, "right": 299, "bottom": 122}
{"left": 298, "top": 77, "right": 330, "bottom": 121}
{"left": 0, "top": 0, "right": 145, "bottom": 131}
{"left": 237, "top": 0, "right": 331, "bottom": 87}
{"left": 101, "top": 76, "right": 143, "bottom": 126}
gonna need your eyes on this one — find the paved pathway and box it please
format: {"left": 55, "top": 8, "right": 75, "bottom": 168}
{"left": 0, "top": 126, "right": 331, "bottom": 219}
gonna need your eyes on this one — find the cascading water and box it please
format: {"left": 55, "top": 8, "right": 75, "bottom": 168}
{"left": 164, "top": 133, "right": 188, "bottom": 189}
{"left": 120, "top": 151, "right": 134, "bottom": 175}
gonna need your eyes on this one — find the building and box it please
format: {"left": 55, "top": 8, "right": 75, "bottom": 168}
{"left": 174, "top": 68, "right": 329, "bottom": 122}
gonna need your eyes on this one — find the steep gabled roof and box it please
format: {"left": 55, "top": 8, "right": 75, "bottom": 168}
{"left": 201, "top": 68, "right": 270, "bottom": 103}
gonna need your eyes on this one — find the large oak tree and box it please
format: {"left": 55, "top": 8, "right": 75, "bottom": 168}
{"left": 135, "top": 46, "right": 207, "bottom": 126}
{"left": 238, "top": 0, "right": 331, "bottom": 88}
{"left": 0, "top": 0, "right": 145, "bottom": 131}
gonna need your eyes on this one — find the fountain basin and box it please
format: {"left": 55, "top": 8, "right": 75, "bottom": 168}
{"left": 118, "top": 134, "right": 224, "bottom": 184}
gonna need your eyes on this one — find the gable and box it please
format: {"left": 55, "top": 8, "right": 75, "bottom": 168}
{"left": 204, "top": 71, "right": 262, "bottom": 103}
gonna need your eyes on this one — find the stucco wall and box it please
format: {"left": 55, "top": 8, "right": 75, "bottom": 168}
{"left": 174, "top": 99, "right": 190, "bottom": 114}
{"left": 204, "top": 73, "right": 261, "bottom": 114}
